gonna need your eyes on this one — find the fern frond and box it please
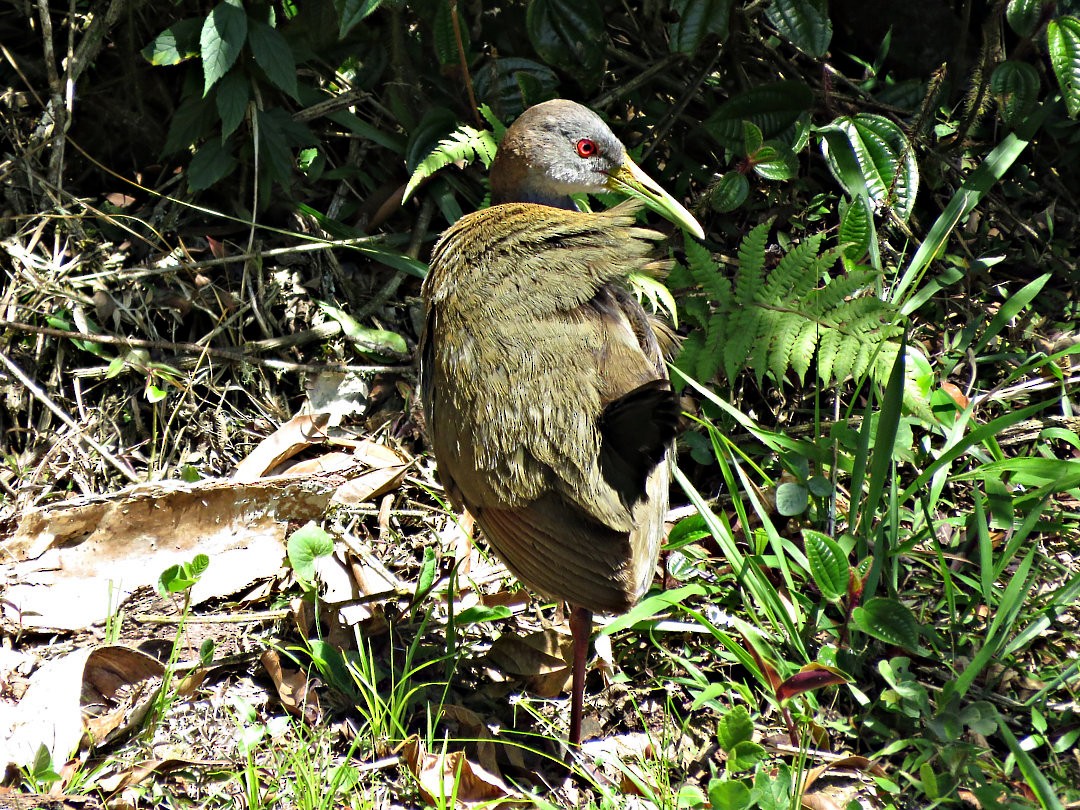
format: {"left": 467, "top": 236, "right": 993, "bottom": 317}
{"left": 403, "top": 124, "right": 499, "bottom": 202}
{"left": 734, "top": 221, "right": 770, "bottom": 305}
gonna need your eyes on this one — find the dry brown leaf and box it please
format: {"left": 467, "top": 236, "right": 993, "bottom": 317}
{"left": 401, "top": 736, "right": 524, "bottom": 807}
{"left": 232, "top": 413, "right": 331, "bottom": 482}
{"left": 96, "top": 757, "right": 231, "bottom": 795}
{"left": 285, "top": 451, "right": 359, "bottom": 476}
{"left": 439, "top": 704, "right": 500, "bottom": 777}
{"left": 260, "top": 650, "right": 321, "bottom": 724}
{"left": 0, "top": 646, "right": 163, "bottom": 774}
{"left": 2, "top": 473, "right": 339, "bottom": 630}
{"left": 485, "top": 628, "right": 573, "bottom": 698}
{"left": 0, "top": 791, "right": 103, "bottom": 809}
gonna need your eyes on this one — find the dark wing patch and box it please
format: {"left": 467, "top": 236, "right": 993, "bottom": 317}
{"left": 598, "top": 379, "right": 679, "bottom": 509}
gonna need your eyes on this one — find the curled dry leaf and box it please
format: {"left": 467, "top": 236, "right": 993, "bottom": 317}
{"left": 439, "top": 704, "right": 500, "bottom": 777}
{"left": 232, "top": 412, "right": 332, "bottom": 482}
{"left": 260, "top": 649, "right": 321, "bottom": 724}
{"left": 401, "top": 735, "right": 525, "bottom": 807}
{"left": 485, "top": 628, "right": 573, "bottom": 698}
{"left": 0, "top": 645, "right": 163, "bottom": 773}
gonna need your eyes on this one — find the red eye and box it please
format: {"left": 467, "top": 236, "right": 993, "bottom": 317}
{"left": 576, "top": 138, "right": 598, "bottom": 158}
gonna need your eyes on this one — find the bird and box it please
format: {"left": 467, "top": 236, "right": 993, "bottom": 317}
{"left": 419, "top": 99, "right": 703, "bottom": 746}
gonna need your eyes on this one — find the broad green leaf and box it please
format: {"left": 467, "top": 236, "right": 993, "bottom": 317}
{"left": 705, "top": 80, "right": 814, "bottom": 150}
{"left": 455, "top": 605, "right": 513, "bottom": 625}
{"left": 707, "top": 778, "right": 752, "bottom": 810}
{"left": 1048, "top": 16, "right": 1080, "bottom": 117}
{"left": 215, "top": 70, "right": 249, "bottom": 139}
{"left": 853, "top": 597, "right": 921, "bottom": 651}
{"left": 766, "top": 0, "right": 831, "bottom": 57}
{"left": 710, "top": 171, "right": 749, "bottom": 212}
{"left": 803, "top": 529, "right": 848, "bottom": 600}
{"left": 1006, "top": 0, "right": 1042, "bottom": 36}
{"left": 142, "top": 18, "right": 203, "bottom": 65}
{"left": 337, "top": 0, "right": 384, "bottom": 37}
{"left": 716, "top": 705, "right": 753, "bottom": 750}
{"left": 666, "top": 512, "right": 712, "bottom": 549}
{"left": 200, "top": 0, "right": 247, "bottom": 96}
{"left": 668, "top": 0, "right": 733, "bottom": 53}
{"left": 526, "top": 0, "right": 607, "bottom": 90}
{"left": 742, "top": 120, "right": 763, "bottom": 155}
{"left": 753, "top": 141, "right": 798, "bottom": 180}
{"left": 248, "top": 19, "right": 298, "bottom": 99}
{"left": 727, "top": 740, "right": 768, "bottom": 773}
{"left": 819, "top": 114, "right": 918, "bottom": 220}
{"left": 287, "top": 521, "right": 334, "bottom": 581}
{"left": 188, "top": 136, "right": 238, "bottom": 190}
{"left": 991, "top": 60, "right": 1040, "bottom": 128}
{"left": 597, "top": 583, "right": 706, "bottom": 636}
{"left": 775, "top": 481, "right": 808, "bottom": 516}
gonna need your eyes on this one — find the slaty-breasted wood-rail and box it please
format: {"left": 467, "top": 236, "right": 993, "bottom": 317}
{"left": 420, "top": 99, "right": 703, "bottom": 746}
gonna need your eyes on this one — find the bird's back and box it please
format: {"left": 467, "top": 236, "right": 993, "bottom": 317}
{"left": 420, "top": 200, "right": 678, "bottom": 613}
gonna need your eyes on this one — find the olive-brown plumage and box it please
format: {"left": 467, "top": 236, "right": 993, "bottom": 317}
{"left": 420, "top": 100, "right": 702, "bottom": 745}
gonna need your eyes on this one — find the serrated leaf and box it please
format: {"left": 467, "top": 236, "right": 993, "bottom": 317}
{"left": 1048, "top": 16, "right": 1080, "bottom": 117}
{"left": 803, "top": 529, "right": 849, "bottom": 600}
{"left": 201, "top": 0, "right": 247, "bottom": 96}
{"left": 215, "top": 70, "right": 249, "bottom": 139}
{"left": 710, "top": 171, "right": 749, "bottom": 212}
{"left": 853, "top": 596, "right": 921, "bottom": 650}
{"left": 142, "top": 18, "right": 203, "bottom": 65}
{"left": 433, "top": 0, "right": 468, "bottom": 66}
{"left": 716, "top": 705, "right": 753, "bottom": 750}
{"left": 669, "top": 0, "right": 733, "bottom": 54}
{"left": 838, "top": 195, "right": 873, "bottom": 265}
{"left": 766, "top": 0, "right": 832, "bottom": 57}
{"left": 526, "top": 0, "right": 607, "bottom": 90}
{"left": 742, "top": 120, "right": 764, "bottom": 154}
{"left": 704, "top": 80, "right": 814, "bottom": 150}
{"left": 403, "top": 123, "right": 498, "bottom": 202}
{"left": 248, "top": 19, "right": 298, "bottom": 99}
{"left": 287, "top": 522, "right": 335, "bottom": 581}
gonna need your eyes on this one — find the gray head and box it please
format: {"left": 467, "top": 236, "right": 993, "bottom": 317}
{"left": 490, "top": 100, "right": 627, "bottom": 207}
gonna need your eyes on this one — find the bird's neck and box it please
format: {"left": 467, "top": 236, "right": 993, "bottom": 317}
{"left": 492, "top": 187, "right": 578, "bottom": 210}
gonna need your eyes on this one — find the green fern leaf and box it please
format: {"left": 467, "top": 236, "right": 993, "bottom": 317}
{"left": 734, "top": 222, "right": 770, "bottom": 305}
{"left": 403, "top": 124, "right": 499, "bottom": 202}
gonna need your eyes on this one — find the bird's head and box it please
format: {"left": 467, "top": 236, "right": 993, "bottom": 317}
{"left": 490, "top": 99, "right": 704, "bottom": 239}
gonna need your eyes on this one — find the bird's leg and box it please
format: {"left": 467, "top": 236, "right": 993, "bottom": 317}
{"left": 568, "top": 605, "right": 593, "bottom": 747}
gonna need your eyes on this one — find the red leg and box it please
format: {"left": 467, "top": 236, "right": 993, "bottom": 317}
{"left": 568, "top": 605, "right": 593, "bottom": 747}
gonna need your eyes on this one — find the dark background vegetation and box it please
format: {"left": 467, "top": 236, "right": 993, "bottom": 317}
{"left": 1, "top": 0, "right": 1079, "bottom": 806}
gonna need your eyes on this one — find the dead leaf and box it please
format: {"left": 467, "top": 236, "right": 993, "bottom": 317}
{"left": 232, "top": 413, "right": 332, "bottom": 482}
{"left": 260, "top": 650, "right": 321, "bottom": 724}
{"left": 401, "top": 736, "right": 524, "bottom": 807}
{"left": 0, "top": 646, "right": 163, "bottom": 774}
{"left": 440, "top": 705, "right": 500, "bottom": 777}
{"left": 485, "top": 628, "right": 572, "bottom": 698}
{"left": 2, "top": 473, "right": 339, "bottom": 630}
